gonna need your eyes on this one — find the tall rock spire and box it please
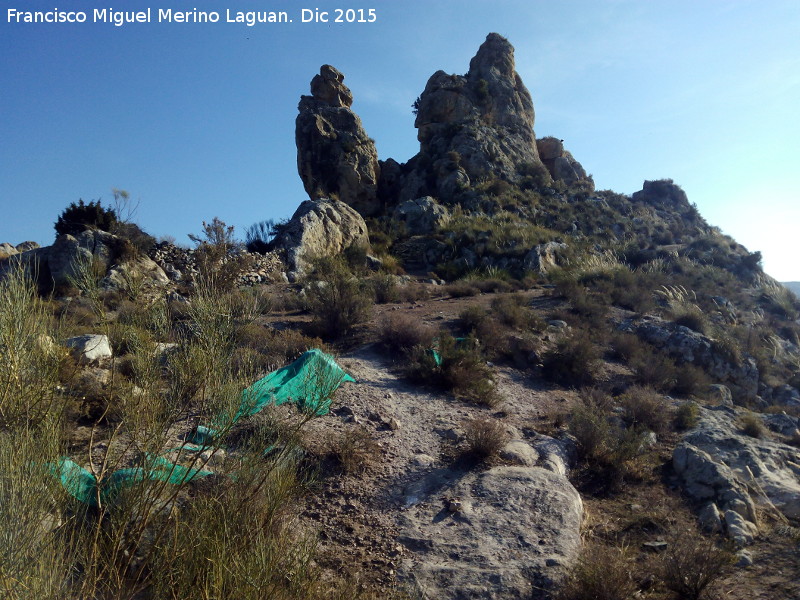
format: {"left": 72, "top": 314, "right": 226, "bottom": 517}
{"left": 295, "top": 65, "right": 381, "bottom": 216}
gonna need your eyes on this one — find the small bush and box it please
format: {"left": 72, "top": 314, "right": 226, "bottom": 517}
{"left": 305, "top": 259, "right": 374, "bottom": 338}
{"left": 446, "top": 281, "right": 480, "bottom": 297}
{"left": 672, "top": 363, "right": 711, "bottom": 396}
{"left": 244, "top": 219, "right": 282, "bottom": 253}
{"left": 660, "top": 531, "right": 733, "bottom": 600}
{"left": 673, "top": 307, "right": 709, "bottom": 335}
{"left": 54, "top": 199, "right": 118, "bottom": 237}
{"left": 464, "top": 417, "right": 510, "bottom": 459}
{"left": 557, "top": 544, "right": 636, "bottom": 600}
{"left": 739, "top": 412, "right": 767, "bottom": 438}
{"left": 609, "top": 331, "right": 645, "bottom": 362}
{"left": 674, "top": 402, "right": 700, "bottom": 430}
{"left": 569, "top": 403, "right": 646, "bottom": 490}
{"left": 370, "top": 273, "right": 400, "bottom": 303}
{"left": 630, "top": 349, "right": 677, "bottom": 392}
{"left": 407, "top": 333, "right": 500, "bottom": 407}
{"left": 460, "top": 305, "right": 490, "bottom": 332}
{"left": 619, "top": 386, "right": 669, "bottom": 433}
{"left": 491, "top": 294, "right": 539, "bottom": 330}
{"left": 377, "top": 313, "right": 436, "bottom": 355}
{"left": 541, "top": 335, "right": 600, "bottom": 387}
{"left": 325, "top": 426, "right": 379, "bottom": 474}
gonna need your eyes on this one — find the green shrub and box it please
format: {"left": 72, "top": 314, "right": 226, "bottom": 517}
{"left": 54, "top": 198, "right": 118, "bottom": 237}
{"left": 619, "top": 386, "right": 669, "bottom": 433}
{"left": 304, "top": 259, "right": 374, "bottom": 338}
{"left": 674, "top": 402, "right": 700, "bottom": 430}
{"left": 189, "top": 217, "right": 253, "bottom": 291}
{"left": 541, "top": 335, "right": 600, "bottom": 387}
{"left": 407, "top": 333, "right": 500, "bottom": 407}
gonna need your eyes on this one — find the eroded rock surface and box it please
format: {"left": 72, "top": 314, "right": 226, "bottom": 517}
{"left": 296, "top": 65, "right": 381, "bottom": 216}
{"left": 673, "top": 406, "right": 800, "bottom": 545}
{"left": 398, "top": 463, "right": 582, "bottom": 599}
{"left": 401, "top": 33, "right": 547, "bottom": 202}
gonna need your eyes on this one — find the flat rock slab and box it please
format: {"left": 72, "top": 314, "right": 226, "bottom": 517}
{"left": 398, "top": 465, "right": 582, "bottom": 599}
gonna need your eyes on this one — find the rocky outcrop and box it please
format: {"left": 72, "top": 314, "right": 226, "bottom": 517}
{"left": 400, "top": 33, "right": 549, "bottom": 202}
{"left": 621, "top": 315, "right": 759, "bottom": 402}
{"left": 398, "top": 462, "right": 583, "bottom": 598}
{"left": 0, "top": 241, "right": 39, "bottom": 259}
{"left": 523, "top": 241, "right": 568, "bottom": 274}
{"left": 673, "top": 405, "right": 800, "bottom": 545}
{"left": 632, "top": 179, "right": 695, "bottom": 216}
{"left": 536, "top": 137, "right": 593, "bottom": 189}
{"left": 296, "top": 65, "right": 381, "bottom": 216}
{"left": 5, "top": 230, "right": 117, "bottom": 287}
{"left": 392, "top": 197, "right": 450, "bottom": 235}
{"left": 272, "top": 198, "right": 370, "bottom": 279}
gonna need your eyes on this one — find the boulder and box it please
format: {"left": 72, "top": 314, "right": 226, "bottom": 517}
{"left": 392, "top": 197, "right": 450, "bottom": 235}
{"left": 707, "top": 384, "right": 734, "bottom": 407}
{"left": 397, "top": 465, "right": 582, "bottom": 598}
{"left": 499, "top": 440, "right": 539, "bottom": 467}
{"left": 15, "top": 241, "right": 39, "bottom": 253}
{"left": 3, "top": 230, "right": 118, "bottom": 288}
{"left": 632, "top": 179, "right": 694, "bottom": 216}
{"left": 65, "top": 334, "right": 113, "bottom": 364}
{"left": 48, "top": 230, "right": 116, "bottom": 285}
{"left": 272, "top": 198, "right": 370, "bottom": 278}
{"left": 296, "top": 65, "right": 381, "bottom": 216}
{"left": 523, "top": 241, "right": 568, "bottom": 274}
{"left": 102, "top": 256, "right": 170, "bottom": 290}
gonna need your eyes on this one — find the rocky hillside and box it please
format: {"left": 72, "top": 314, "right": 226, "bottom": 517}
{"left": 1, "top": 33, "right": 800, "bottom": 600}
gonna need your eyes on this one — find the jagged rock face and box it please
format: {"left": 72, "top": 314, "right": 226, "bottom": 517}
{"left": 402, "top": 33, "right": 548, "bottom": 201}
{"left": 272, "top": 198, "right": 370, "bottom": 279}
{"left": 296, "top": 65, "right": 381, "bottom": 216}
{"left": 536, "top": 137, "right": 594, "bottom": 189}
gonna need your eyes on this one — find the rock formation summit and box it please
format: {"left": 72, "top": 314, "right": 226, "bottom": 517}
{"left": 295, "top": 33, "right": 592, "bottom": 220}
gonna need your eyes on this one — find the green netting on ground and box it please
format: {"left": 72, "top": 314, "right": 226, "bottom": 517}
{"left": 191, "top": 348, "right": 355, "bottom": 444}
{"left": 52, "top": 455, "right": 216, "bottom": 507}
{"left": 52, "top": 349, "right": 353, "bottom": 506}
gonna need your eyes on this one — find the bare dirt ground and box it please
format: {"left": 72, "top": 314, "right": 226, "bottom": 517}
{"left": 288, "top": 284, "right": 800, "bottom": 599}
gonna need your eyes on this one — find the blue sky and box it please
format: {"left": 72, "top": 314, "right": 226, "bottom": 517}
{"left": 2, "top": 0, "right": 799, "bottom": 279}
